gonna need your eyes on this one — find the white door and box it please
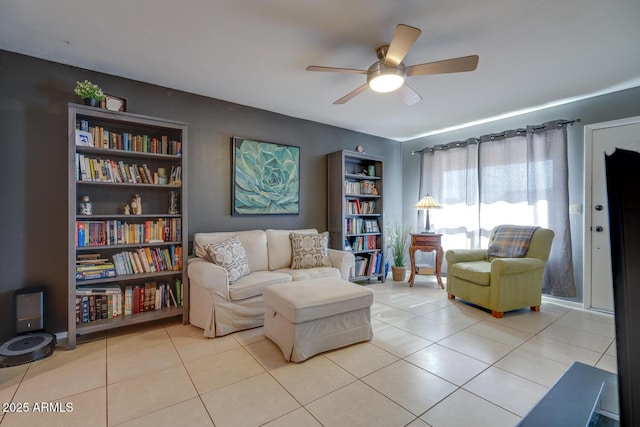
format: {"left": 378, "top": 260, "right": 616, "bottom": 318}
{"left": 585, "top": 117, "right": 640, "bottom": 312}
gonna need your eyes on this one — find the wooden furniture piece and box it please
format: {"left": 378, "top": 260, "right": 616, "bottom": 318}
{"left": 409, "top": 233, "right": 443, "bottom": 288}
{"left": 327, "top": 150, "right": 385, "bottom": 282}
{"left": 68, "top": 103, "right": 188, "bottom": 349}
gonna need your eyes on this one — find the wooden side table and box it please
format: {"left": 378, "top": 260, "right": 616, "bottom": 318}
{"left": 409, "top": 233, "right": 444, "bottom": 288}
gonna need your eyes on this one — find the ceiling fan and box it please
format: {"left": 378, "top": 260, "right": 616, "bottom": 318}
{"left": 306, "top": 24, "right": 479, "bottom": 105}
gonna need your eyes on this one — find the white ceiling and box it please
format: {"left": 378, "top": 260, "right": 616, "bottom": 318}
{"left": 1, "top": 0, "right": 639, "bottom": 141}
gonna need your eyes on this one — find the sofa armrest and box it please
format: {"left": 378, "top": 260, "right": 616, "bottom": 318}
{"left": 445, "top": 249, "right": 487, "bottom": 265}
{"left": 187, "top": 258, "right": 231, "bottom": 300}
{"left": 491, "top": 257, "right": 546, "bottom": 275}
{"left": 328, "top": 249, "right": 356, "bottom": 280}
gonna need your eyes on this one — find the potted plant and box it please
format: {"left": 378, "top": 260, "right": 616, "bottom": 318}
{"left": 74, "top": 80, "right": 105, "bottom": 107}
{"left": 385, "top": 222, "right": 411, "bottom": 281}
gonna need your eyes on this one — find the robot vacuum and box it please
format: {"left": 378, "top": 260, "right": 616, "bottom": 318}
{"left": 0, "top": 288, "right": 56, "bottom": 367}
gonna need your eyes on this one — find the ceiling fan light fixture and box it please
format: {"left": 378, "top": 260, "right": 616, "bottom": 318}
{"left": 367, "top": 62, "right": 405, "bottom": 93}
{"left": 306, "top": 24, "right": 479, "bottom": 105}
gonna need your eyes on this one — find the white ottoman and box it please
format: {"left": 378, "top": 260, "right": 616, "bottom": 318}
{"left": 263, "top": 277, "right": 374, "bottom": 362}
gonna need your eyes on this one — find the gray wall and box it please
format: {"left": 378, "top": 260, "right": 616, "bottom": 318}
{"left": 0, "top": 50, "right": 402, "bottom": 340}
{"left": 401, "top": 86, "right": 640, "bottom": 303}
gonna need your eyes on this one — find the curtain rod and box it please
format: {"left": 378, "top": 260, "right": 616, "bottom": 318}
{"left": 411, "top": 118, "right": 581, "bottom": 155}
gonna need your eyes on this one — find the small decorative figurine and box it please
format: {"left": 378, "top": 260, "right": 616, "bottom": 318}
{"left": 169, "top": 191, "right": 179, "bottom": 215}
{"left": 79, "top": 195, "right": 92, "bottom": 215}
{"left": 131, "top": 194, "right": 142, "bottom": 215}
{"left": 124, "top": 204, "right": 130, "bottom": 215}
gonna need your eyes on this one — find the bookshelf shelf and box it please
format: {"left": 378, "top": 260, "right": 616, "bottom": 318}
{"left": 328, "top": 150, "right": 385, "bottom": 283}
{"left": 76, "top": 270, "right": 183, "bottom": 286}
{"left": 76, "top": 145, "right": 182, "bottom": 160}
{"left": 77, "top": 214, "right": 181, "bottom": 220}
{"left": 75, "top": 306, "right": 184, "bottom": 335}
{"left": 344, "top": 173, "right": 382, "bottom": 180}
{"left": 345, "top": 194, "right": 382, "bottom": 199}
{"left": 68, "top": 103, "right": 188, "bottom": 349}
{"left": 77, "top": 181, "right": 182, "bottom": 189}
{"left": 74, "top": 241, "right": 182, "bottom": 251}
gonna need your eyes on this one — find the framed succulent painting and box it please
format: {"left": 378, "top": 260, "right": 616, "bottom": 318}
{"left": 232, "top": 137, "right": 300, "bottom": 215}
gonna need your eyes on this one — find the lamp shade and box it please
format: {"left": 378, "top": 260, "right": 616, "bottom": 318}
{"left": 414, "top": 195, "right": 442, "bottom": 210}
{"left": 367, "top": 61, "right": 406, "bottom": 93}
{"left": 415, "top": 195, "right": 441, "bottom": 233}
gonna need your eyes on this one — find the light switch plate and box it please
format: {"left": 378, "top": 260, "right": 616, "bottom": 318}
{"left": 569, "top": 203, "right": 582, "bottom": 214}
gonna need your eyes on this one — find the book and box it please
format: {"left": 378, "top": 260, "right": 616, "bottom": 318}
{"left": 124, "top": 286, "right": 132, "bottom": 315}
{"left": 76, "top": 269, "right": 117, "bottom": 281}
{"left": 81, "top": 296, "right": 89, "bottom": 323}
{"left": 76, "top": 285, "right": 121, "bottom": 295}
{"left": 133, "top": 285, "right": 141, "bottom": 314}
{"left": 89, "top": 295, "right": 96, "bottom": 321}
{"left": 175, "top": 279, "right": 182, "bottom": 306}
{"left": 75, "top": 296, "right": 81, "bottom": 324}
{"left": 76, "top": 262, "right": 116, "bottom": 272}
{"left": 167, "top": 285, "right": 178, "bottom": 307}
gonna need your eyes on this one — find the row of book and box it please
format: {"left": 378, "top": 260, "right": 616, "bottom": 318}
{"left": 76, "top": 246, "right": 182, "bottom": 281}
{"left": 76, "top": 263, "right": 116, "bottom": 281}
{"left": 75, "top": 280, "right": 183, "bottom": 324}
{"left": 353, "top": 251, "right": 383, "bottom": 278}
{"left": 79, "top": 121, "right": 182, "bottom": 155}
{"left": 75, "top": 253, "right": 117, "bottom": 281}
{"left": 76, "top": 218, "right": 182, "bottom": 247}
{"left": 346, "top": 235, "right": 379, "bottom": 251}
{"left": 75, "top": 153, "right": 182, "bottom": 185}
{"left": 346, "top": 199, "right": 376, "bottom": 215}
{"left": 111, "top": 246, "right": 183, "bottom": 276}
{"left": 345, "top": 180, "right": 378, "bottom": 195}
{"left": 345, "top": 217, "right": 380, "bottom": 234}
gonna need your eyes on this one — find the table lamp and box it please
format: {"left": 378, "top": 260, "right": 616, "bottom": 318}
{"left": 414, "top": 194, "right": 442, "bottom": 233}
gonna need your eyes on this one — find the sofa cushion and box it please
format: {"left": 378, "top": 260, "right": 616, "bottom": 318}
{"left": 266, "top": 228, "right": 317, "bottom": 270}
{"left": 275, "top": 266, "right": 341, "bottom": 281}
{"left": 228, "top": 271, "right": 292, "bottom": 301}
{"left": 486, "top": 225, "right": 540, "bottom": 259}
{"left": 290, "top": 232, "right": 332, "bottom": 269}
{"left": 450, "top": 261, "right": 491, "bottom": 286}
{"left": 205, "top": 236, "right": 250, "bottom": 284}
{"left": 194, "top": 230, "right": 268, "bottom": 272}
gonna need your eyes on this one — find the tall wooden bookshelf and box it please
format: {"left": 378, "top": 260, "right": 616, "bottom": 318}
{"left": 328, "top": 150, "right": 385, "bottom": 282}
{"left": 67, "top": 103, "right": 188, "bottom": 349}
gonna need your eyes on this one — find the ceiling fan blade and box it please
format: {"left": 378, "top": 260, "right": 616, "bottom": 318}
{"left": 306, "top": 65, "right": 368, "bottom": 74}
{"left": 406, "top": 55, "right": 479, "bottom": 76}
{"left": 397, "top": 83, "right": 422, "bottom": 106}
{"left": 384, "top": 24, "right": 421, "bottom": 67}
{"left": 334, "top": 83, "right": 369, "bottom": 104}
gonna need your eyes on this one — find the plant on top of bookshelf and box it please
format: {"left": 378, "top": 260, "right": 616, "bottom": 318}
{"left": 74, "top": 80, "right": 105, "bottom": 106}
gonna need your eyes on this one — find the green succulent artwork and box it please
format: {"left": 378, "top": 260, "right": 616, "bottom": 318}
{"left": 233, "top": 138, "right": 300, "bottom": 215}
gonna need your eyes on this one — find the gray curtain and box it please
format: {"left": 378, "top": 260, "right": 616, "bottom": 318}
{"left": 420, "top": 120, "right": 576, "bottom": 297}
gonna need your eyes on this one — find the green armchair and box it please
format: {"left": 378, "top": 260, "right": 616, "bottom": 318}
{"left": 445, "top": 226, "right": 554, "bottom": 318}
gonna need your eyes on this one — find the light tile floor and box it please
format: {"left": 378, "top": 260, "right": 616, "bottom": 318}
{"left": 0, "top": 276, "right": 616, "bottom": 427}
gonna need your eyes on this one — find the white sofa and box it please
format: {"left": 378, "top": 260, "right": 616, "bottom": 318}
{"left": 188, "top": 229, "right": 355, "bottom": 337}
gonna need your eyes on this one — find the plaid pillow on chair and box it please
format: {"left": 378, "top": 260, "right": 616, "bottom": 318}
{"left": 486, "top": 225, "right": 540, "bottom": 259}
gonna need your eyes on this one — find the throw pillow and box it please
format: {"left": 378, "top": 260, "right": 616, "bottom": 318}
{"left": 486, "top": 225, "right": 540, "bottom": 259}
{"left": 290, "top": 232, "right": 332, "bottom": 269}
{"left": 205, "top": 235, "right": 250, "bottom": 284}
